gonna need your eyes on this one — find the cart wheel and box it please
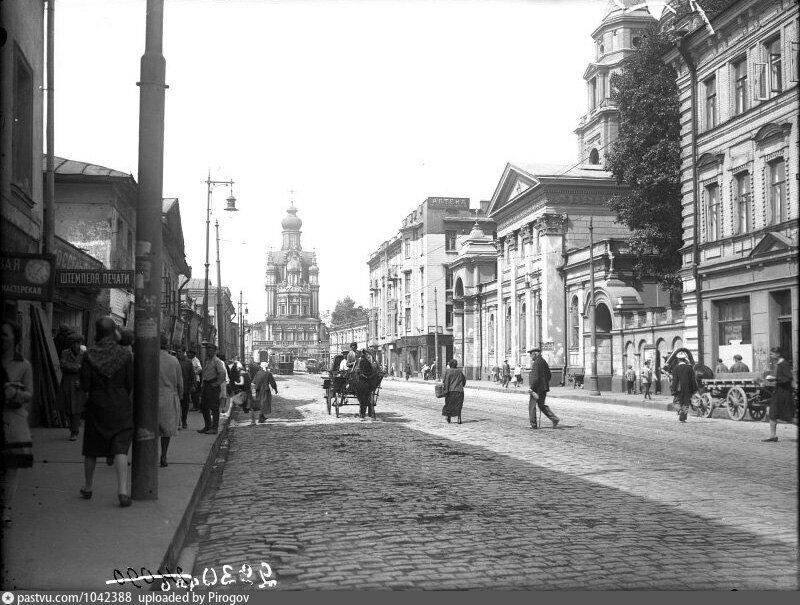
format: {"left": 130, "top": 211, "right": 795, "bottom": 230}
{"left": 726, "top": 387, "right": 748, "bottom": 421}
{"left": 748, "top": 406, "right": 766, "bottom": 421}
{"left": 701, "top": 392, "right": 715, "bottom": 418}
{"left": 325, "top": 388, "right": 332, "bottom": 415}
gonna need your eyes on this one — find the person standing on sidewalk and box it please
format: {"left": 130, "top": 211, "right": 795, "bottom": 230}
{"left": 198, "top": 344, "right": 227, "bottom": 435}
{"left": 404, "top": 362, "right": 411, "bottom": 381}
{"left": 762, "top": 347, "right": 796, "bottom": 443}
{"left": 59, "top": 334, "right": 86, "bottom": 441}
{"left": 715, "top": 358, "right": 729, "bottom": 374}
{"left": 641, "top": 360, "right": 653, "bottom": 400}
{"left": 188, "top": 350, "right": 202, "bottom": 410}
{"left": 79, "top": 317, "right": 134, "bottom": 507}
{"left": 671, "top": 354, "right": 696, "bottom": 423}
{"left": 730, "top": 354, "right": 750, "bottom": 373}
{"left": 513, "top": 363, "right": 522, "bottom": 388}
{"left": 625, "top": 366, "right": 636, "bottom": 394}
{"left": 176, "top": 349, "right": 194, "bottom": 430}
{"left": 2, "top": 320, "right": 34, "bottom": 524}
{"left": 528, "top": 347, "right": 559, "bottom": 429}
{"left": 441, "top": 359, "right": 467, "bottom": 424}
{"left": 502, "top": 360, "right": 511, "bottom": 388}
{"left": 158, "top": 335, "right": 183, "bottom": 467}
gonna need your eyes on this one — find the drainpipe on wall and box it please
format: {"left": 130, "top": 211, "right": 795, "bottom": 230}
{"left": 43, "top": 0, "right": 55, "bottom": 326}
{"left": 677, "top": 36, "right": 705, "bottom": 366}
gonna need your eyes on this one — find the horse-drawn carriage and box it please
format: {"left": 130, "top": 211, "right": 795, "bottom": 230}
{"left": 662, "top": 347, "right": 774, "bottom": 421}
{"left": 321, "top": 352, "right": 384, "bottom": 419}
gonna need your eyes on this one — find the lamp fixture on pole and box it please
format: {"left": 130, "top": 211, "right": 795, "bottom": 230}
{"left": 202, "top": 172, "right": 237, "bottom": 363}
{"left": 588, "top": 217, "right": 601, "bottom": 396}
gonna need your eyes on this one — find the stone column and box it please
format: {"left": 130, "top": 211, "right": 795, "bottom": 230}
{"left": 509, "top": 230, "right": 519, "bottom": 363}
{"left": 496, "top": 237, "right": 505, "bottom": 363}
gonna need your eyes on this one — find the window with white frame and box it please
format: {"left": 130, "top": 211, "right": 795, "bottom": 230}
{"left": 732, "top": 56, "right": 748, "bottom": 115}
{"left": 704, "top": 75, "right": 717, "bottom": 129}
{"left": 12, "top": 47, "right": 34, "bottom": 197}
{"left": 404, "top": 239, "right": 410, "bottom": 258}
{"left": 755, "top": 36, "right": 783, "bottom": 100}
{"left": 768, "top": 157, "right": 786, "bottom": 225}
{"left": 705, "top": 183, "right": 721, "bottom": 242}
{"left": 733, "top": 172, "right": 751, "bottom": 234}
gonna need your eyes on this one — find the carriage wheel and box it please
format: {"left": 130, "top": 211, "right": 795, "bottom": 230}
{"left": 325, "top": 388, "right": 332, "bottom": 415}
{"left": 726, "top": 387, "right": 748, "bottom": 421}
{"left": 748, "top": 406, "right": 766, "bottom": 421}
{"left": 700, "top": 392, "right": 715, "bottom": 418}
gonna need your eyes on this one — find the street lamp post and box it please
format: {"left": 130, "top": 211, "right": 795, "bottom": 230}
{"left": 215, "top": 219, "right": 225, "bottom": 357}
{"left": 587, "top": 217, "right": 601, "bottom": 396}
{"left": 238, "top": 290, "right": 248, "bottom": 363}
{"left": 202, "top": 172, "right": 236, "bottom": 362}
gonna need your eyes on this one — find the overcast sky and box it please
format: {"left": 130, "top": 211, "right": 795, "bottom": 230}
{"left": 54, "top": 0, "right": 628, "bottom": 320}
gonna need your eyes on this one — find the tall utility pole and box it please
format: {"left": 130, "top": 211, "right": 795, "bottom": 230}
{"left": 132, "top": 0, "right": 167, "bottom": 500}
{"left": 42, "top": 0, "right": 55, "bottom": 326}
{"left": 215, "top": 220, "right": 224, "bottom": 357}
{"left": 238, "top": 290, "right": 247, "bottom": 362}
{"left": 434, "top": 287, "right": 440, "bottom": 379}
{"left": 202, "top": 174, "right": 236, "bottom": 363}
{"left": 587, "top": 217, "right": 601, "bottom": 396}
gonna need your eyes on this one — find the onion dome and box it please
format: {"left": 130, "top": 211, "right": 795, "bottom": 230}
{"left": 281, "top": 205, "right": 302, "bottom": 230}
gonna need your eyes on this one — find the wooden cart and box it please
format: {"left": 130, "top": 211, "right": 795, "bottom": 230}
{"left": 692, "top": 372, "right": 772, "bottom": 421}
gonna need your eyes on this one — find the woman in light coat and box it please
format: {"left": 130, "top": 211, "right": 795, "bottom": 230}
{"left": 252, "top": 364, "right": 278, "bottom": 424}
{"left": 158, "top": 334, "right": 183, "bottom": 467}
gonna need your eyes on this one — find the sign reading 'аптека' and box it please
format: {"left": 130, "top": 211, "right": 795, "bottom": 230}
{"left": 56, "top": 269, "right": 134, "bottom": 289}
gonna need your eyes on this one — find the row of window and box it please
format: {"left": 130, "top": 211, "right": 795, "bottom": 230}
{"left": 703, "top": 34, "right": 798, "bottom": 131}
{"left": 703, "top": 157, "right": 786, "bottom": 242}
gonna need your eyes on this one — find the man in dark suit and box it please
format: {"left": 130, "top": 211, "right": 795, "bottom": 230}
{"left": 528, "top": 347, "right": 560, "bottom": 429}
{"left": 671, "top": 354, "right": 697, "bottom": 422}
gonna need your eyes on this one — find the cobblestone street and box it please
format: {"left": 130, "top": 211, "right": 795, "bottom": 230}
{"left": 187, "top": 375, "right": 798, "bottom": 590}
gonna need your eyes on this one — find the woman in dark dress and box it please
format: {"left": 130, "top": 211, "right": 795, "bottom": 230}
{"left": 79, "top": 317, "right": 134, "bottom": 506}
{"left": 763, "top": 347, "right": 796, "bottom": 443}
{"left": 441, "top": 359, "right": 467, "bottom": 424}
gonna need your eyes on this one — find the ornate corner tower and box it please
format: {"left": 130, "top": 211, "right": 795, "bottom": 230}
{"left": 574, "top": 0, "right": 656, "bottom": 165}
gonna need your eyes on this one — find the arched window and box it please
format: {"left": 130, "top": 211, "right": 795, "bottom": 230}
{"left": 596, "top": 302, "right": 612, "bottom": 333}
{"left": 588, "top": 148, "right": 600, "bottom": 165}
{"left": 519, "top": 302, "right": 526, "bottom": 352}
{"left": 505, "top": 306, "right": 512, "bottom": 353}
{"left": 570, "top": 296, "right": 580, "bottom": 348}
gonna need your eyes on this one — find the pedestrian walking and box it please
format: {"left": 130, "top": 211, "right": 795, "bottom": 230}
{"left": 78, "top": 317, "right": 134, "bottom": 507}
{"left": 641, "top": 360, "right": 653, "bottom": 400}
{"left": 441, "top": 359, "right": 467, "bottom": 424}
{"left": 58, "top": 334, "right": 86, "bottom": 441}
{"left": 217, "top": 352, "right": 232, "bottom": 413}
{"left": 715, "top": 358, "right": 729, "bottom": 374}
{"left": 198, "top": 344, "right": 227, "bottom": 435}
{"left": 252, "top": 363, "right": 278, "bottom": 423}
{"left": 2, "top": 320, "right": 34, "bottom": 525}
{"left": 513, "top": 363, "right": 522, "bottom": 388}
{"left": 502, "top": 360, "right": 511, "bottom": 388}
{"left": 177, "top": 349, "right": 194, "bottom": 429}
{"left": 625, "top": 365, "right": 636, "bottom": 394}
{"left": 158, "top": 334, "right": 183, "bottom": 468}
{"left": 730, "top": 354, "right": 750, "bottom": 373}
{"left": 762, "top": 347, "right": 796, "bottom": 442}
{"left": 528, "top": 347, "right": 559, "bottom": 429}
{"left": 671, "top": 354, "right": 697, "bottom": 422}
{"left": 404, "top": 362, "right": 411, "bottom": 380}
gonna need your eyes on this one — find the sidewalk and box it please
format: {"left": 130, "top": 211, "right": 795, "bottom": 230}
{"left": 1, "top": 406, "right": 230, "bottom": 591}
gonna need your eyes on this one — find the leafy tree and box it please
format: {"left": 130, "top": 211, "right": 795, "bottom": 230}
{"left": 606, "top": 26, "right": 683, "bottom": 292}
{"left": 331, "top": 296, "right": 368, "bottom": 326}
